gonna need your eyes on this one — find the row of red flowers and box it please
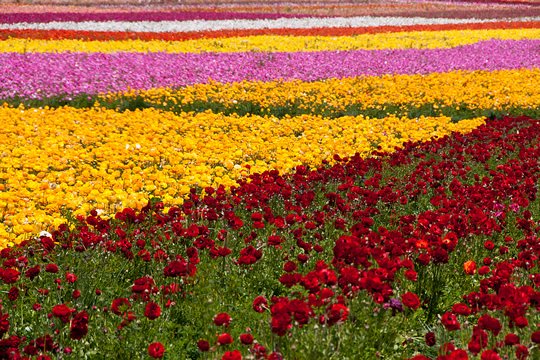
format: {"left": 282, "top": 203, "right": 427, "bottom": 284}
{"left": 0, "top": 21, "right": 538, "bottom": 41}
{"left": 0, "top": 116, "right": 539, "bottom": 359}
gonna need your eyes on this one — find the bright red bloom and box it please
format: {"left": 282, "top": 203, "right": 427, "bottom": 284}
{"left": 51, "top": 304, "right": 72, "bottom": 323}
{"left": 480, "top": 349, "right": 501, "bottom": 360}
{"left": 111, "top": 298, "right": 131, "bottom": 316}
{"left": 222, "top": 350, "right": 242, "bottom": 360}
{"left": 148, "top": 342, "right": 165, "bottom": 358}
{"left": 70, "top": 311, "right": 89, "bottom": 340}
{"left": 1, "top": 268, "right": 20, "bottom": 284}
{"left": 144, "top": 302, "right": 161, "bottom": 320}
{"left": 441, "top": 312, "right": 460, "bottom": 331}
{"left": 213, "top": 312, "right": 232, "bottom": 327}
{"left": 65, "top": 272, "right": 77, "bottom": 283}
{"left": 252, "top": 296, "right": 268, "bottom": 313}
{"left": 217, "top": 333, "right": 233, "bottom": 346}
{"left": 401, "top": 292, "right": 421, "bottom": 310}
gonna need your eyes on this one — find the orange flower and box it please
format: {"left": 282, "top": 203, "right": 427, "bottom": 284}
{"left": 416, "top": 239, "right": 429, "bottom": 249}
{"left": 463, "top": 260, "right": 477, "bottom": 275}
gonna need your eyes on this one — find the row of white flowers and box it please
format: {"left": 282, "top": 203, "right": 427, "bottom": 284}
{"left": 2, "top": 16, "right": 540, "bottom": 33}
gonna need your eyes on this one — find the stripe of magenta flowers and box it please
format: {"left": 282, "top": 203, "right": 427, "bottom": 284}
{"left": 0, "top": 39, "right": 538, "bottom": 100}
{"left": 0, "top": 11, "right": 313, "bottom": 24}
{"left": 0, "top": 21, "right": 539, "bottom": 41}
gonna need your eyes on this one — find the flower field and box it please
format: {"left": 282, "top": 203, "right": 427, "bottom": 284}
{"left": 0, "top": 1, "right": 539, "bottom": 359}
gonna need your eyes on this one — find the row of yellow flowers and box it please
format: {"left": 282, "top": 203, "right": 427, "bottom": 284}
{"left": 0, "top": 104, "right": 484, "bottom": 246}
{"left": 2, "top": 28, "right": 540, "bottom": 53}
{"left": 104, "top": 69, "right": 540, "bottom": 112}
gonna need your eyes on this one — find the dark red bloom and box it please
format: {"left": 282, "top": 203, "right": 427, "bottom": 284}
{"left": 425, "top": 332, "right": 436, "bottom": 347}
{"left": 70, "top": 311, "right": 89, "bottom": 340}
{"left": 213, "top": 312, "right": 232, "bottom": 327}
{"left": 148, "top": 342, "right": 165, "bottom": 358}
{"left": 239, "top": 333, "right": 254, "bottom": 345}
{"left": 531, "top": 331, "right": 540, "bottom": 344}
{"left": 504, "top": 333, "right": 520, "bottom": 346}
{"left": 197, "top": 339, "right": 210, "bottom": 352}
{"left": 163, "top": 260, "right": 188, "bottom": 277}
{"left": 45, "top": 263, "right": 59, "bottom": 273}
{"left": 144, "top": 302, "right": 161, "bottom": 320}
{"left": 25, "top": 265, "right": 40, "bottom": 280}
{"left": 7, "top": 287, "right": 19, "bottom": 301}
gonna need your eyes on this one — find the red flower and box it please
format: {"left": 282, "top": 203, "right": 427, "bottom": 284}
{"left": 163, "top": 260, "right": 188, "bottom": 277}
{"left": 239, "top": 333, "right": 253, "bottom": 345}
{"left": 65, "top": 272, "right": 77, "bottom": 283}
{"left": 1, "top": 268, "right": 20, "bottom": 284}
{"left": 504, "top": 333, "right": 519, "bottom": 346}
{"left": 222, "top": 350, "right": 242, "bottom": 360}
{"left": 531, "top": 330, "right": 540, "bottom": 344}
{"left": 217, "top": 333, "right": 233, "bottom": 345}
{"left": 197, "top": 339, "right": 210, "bottom": 352}
{"left": 148, "top": 342, "right": 165, "bottom": 358}
{"left": 425, "top": 332, "right": 436, "bottom": 347}
{"left": 111, "top": 298, "right": 131, "bottom": 316}
{"left": 252, "top": 296, "right": 268, "bottom": 313}
{"left": 214, "top": 312, "right": 232, "bottom": 327}
{"left": 451, "top": 303, "right": 471, "bottom": 316}
{"left": 144, "top": 302, "right": 161, "bottom": 321}
{"left": 70, "top": 311, "right": 89, "bottom": 340}
{"left": 480, "top": 349, "right": 501, "bottom": 360}
{"left": 401, "top": 292, "right": 421, "bottom": 310}
{"left": 8, "top": 287, "right": 19, "bottom": 301}
{"left": 45, "top": 263, "right": 59, "bottom": 273}
{"left": 441, "top": 312, "right": 460, "bottom": 331}
{"left": 52, "top": 304, "right": 72, "bottom": 323}
{"left": 25, "top": 265, "right": 40, "bottom": 280}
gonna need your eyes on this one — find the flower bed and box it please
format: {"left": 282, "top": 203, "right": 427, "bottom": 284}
{"left": 0, "top": 3, "right": 539, "bottom": 359}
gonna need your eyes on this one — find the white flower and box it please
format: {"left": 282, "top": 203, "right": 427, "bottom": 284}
{"left": 39, "top": 230, "right": 52, "bottom": 238}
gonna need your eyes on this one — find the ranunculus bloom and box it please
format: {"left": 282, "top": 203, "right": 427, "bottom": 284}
{"left": 148, "top": 342, "right": 165, "bottom": 358}
{"left": 252, "top": 296, "right": 268, "bottom": 313}
{"left": 144, "top": 302, "right": 161, "bottom": 320}
{"left": 425, "top": 332, "right": 436, "bottom": 347}
{"left": 213, "top": 312, "right": 232, "bottom": 327}
{"left": 52, "top": 304, "right": 72, "bottom": 323}
{"left": 401, "top": 292, "right": 421, "bottom": 310}
{"left": 222, "top": 350, "right": 242, "bottom": 360}
{"left": 197, "top": 339, "right": 210, "bottom": 352}
{"left": 239, "top": 333, "right": 254, "bottom": 345}
{"left": 70, "top": 311, "right": 89, "bottom": 340}
{"left": 531, "top": 330, "right": 540, "bottom": 344}
{"left": 45, "top": 264, "right": 59, "bottom": 273}
{"left": 441, "top": 312, "right": 460, "bottom": 331}
{"left": 111, "top": 298, "right": 131, "bottom": 316}
{"left": 217, "top": 333, "right": 233, "bottom": 345}
{"left": 463, "top": 260, "right": 476, "bottom": 275}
